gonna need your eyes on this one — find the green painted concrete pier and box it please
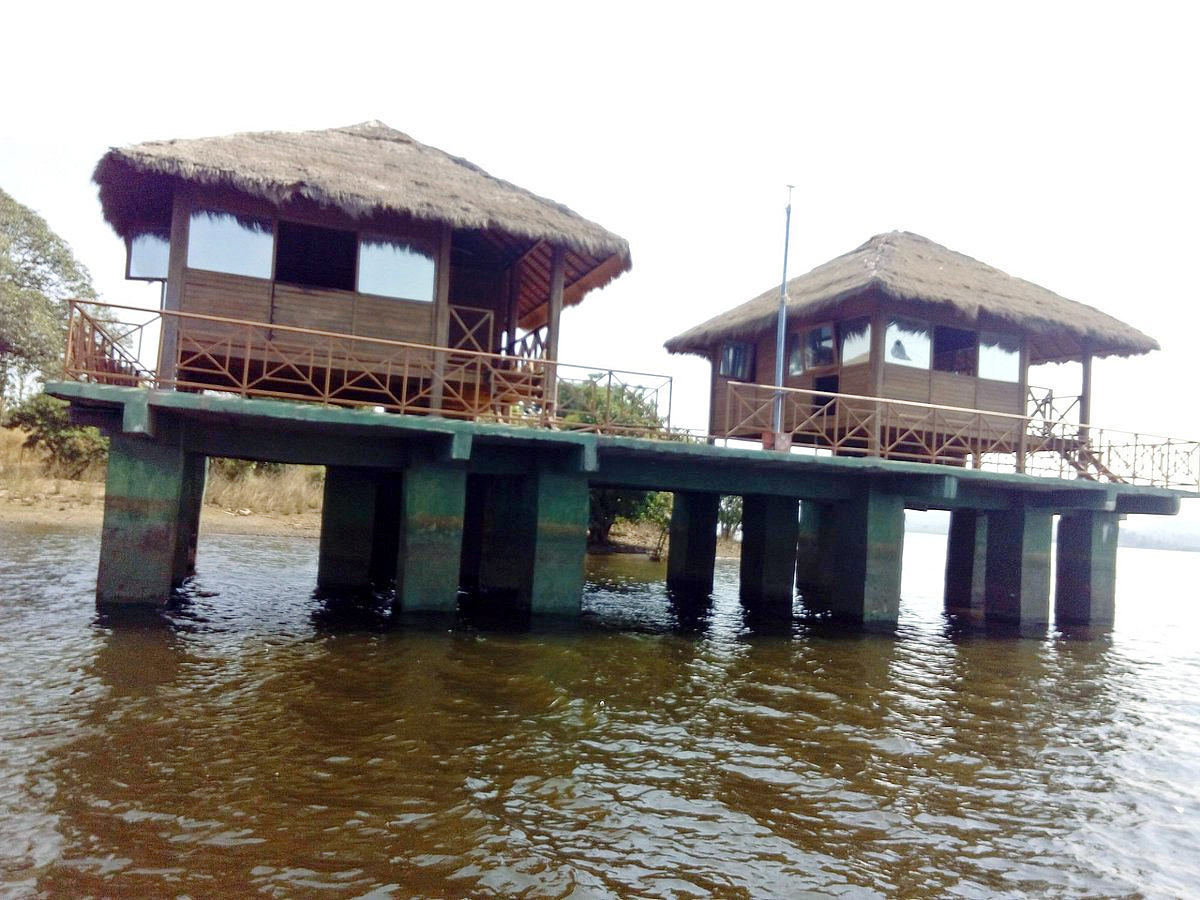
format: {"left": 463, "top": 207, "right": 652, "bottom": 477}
{"left": 53, "top": 382, "right": 1186, "bottom": 632}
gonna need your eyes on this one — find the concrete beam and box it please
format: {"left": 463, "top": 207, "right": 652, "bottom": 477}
{"left": 593, "top": 455, "right": 856, "bottom": 501}
{"left": 666, "top": 491, "right": 719, "bottom": 596}
{"left": 1055, "top": 510, "right": 1120, "bottom": 627}
{"left": 1115, "top": 493, "right": 1181, "bottom": 516}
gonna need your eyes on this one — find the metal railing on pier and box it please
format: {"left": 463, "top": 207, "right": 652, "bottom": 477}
{"left": 723, "top": 381, "right": 1200, "bottom": 491}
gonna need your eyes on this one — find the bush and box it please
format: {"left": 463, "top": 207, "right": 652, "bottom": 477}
{"left": 3, "top": 393, "right": 108, "bottom": 479}
{"left": 207, "top": 457, "right": 285, "bottom": 481}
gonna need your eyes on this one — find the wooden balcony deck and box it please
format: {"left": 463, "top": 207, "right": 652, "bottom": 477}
{"left": 63, "top": 300, "right": 673, "bottom": 436}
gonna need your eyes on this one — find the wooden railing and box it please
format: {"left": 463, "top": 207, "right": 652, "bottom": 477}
{"left": 1027, "top": 384, "right": 1081, "bottom": 427}
{"left": 62, "top": 301, "right": 673, "bottom": 433}
{"left": 506, "top": 327, "right": 547, "bottom": 361}
{"left": 448, "top": 305, "right": 494, "bottom": 355}
{"left": 724, "top": 381, "right": 1200, "bottom": 490}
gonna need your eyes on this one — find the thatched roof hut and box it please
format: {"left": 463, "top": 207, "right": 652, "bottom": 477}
{"left": 665, "top": 231, "right": 1157, "bottom": 364}
{"left": 93, "top": 121, "right": 631, "bottom": 325}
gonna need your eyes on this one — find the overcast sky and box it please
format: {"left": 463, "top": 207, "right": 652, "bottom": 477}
{"left": 3, "top": 2, "right": 1198, "bottom": 450}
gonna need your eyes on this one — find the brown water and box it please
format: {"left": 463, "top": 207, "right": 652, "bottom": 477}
{"left": 1, "top": 522, "right": 1199, "bottom": 899}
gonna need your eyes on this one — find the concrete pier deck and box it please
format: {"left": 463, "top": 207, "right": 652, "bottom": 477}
{"left": 52, "top": 382, "right": 1188, "bottom": 632}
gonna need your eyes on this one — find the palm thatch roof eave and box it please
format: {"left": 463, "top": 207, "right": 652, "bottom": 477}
{"left": 92, "top": 121, "right": 632, "bottom": 273}
{"left": 664, "top": 231, "right": 1159, "bottom": 365}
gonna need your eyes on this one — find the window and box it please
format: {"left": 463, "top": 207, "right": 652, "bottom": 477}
{"left": 933, "top": 326, "right": 977, "bottom": 374}
{"left": 187, "top": 210, "right": 274, "bottom": 278}
{"left": 357, "top": 237, "right": 436, "bottom": 301}
{"left": 126, "top": 233, "right": 169, "bottom": 280}
{"left": 719, "top": 342, "right": 754, "bottom": 380}
{"left": 787, "top": 325, "right": 835, "bottom": 376}
{"left": 885, "top": 317, "right": 931, "bottom": 369}
{"left": 275, "top": 222, "right": 357, "bottom": 291}
{"left": 839, "top": 317, "right": 872, "bottom": 367}
{"left": 978, "top": 332, "right": 1020, "bottom": 382}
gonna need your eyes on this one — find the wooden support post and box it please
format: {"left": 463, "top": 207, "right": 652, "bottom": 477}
{"left": 827, "top": 486, "right": 905, "bottom": 630}
{"left": 945, "top": 509, "right": 987, "bottom": 616}
{"left": 740, "top": 494, "right": 799, "bottom": 612}
{"left": 795, "top": 500, "right": 836, "bottom": 610}
{"left": 394, "top": 462, "right": 467, "bottom": 614}
{"left": 1017, "top": 338, "right": 1030, "bottom": 473}
{"left": 318, "top": 467, "right": 379, "bottom": 592}
{"left": 543, "top": 245, "right": 566, "bottom": 421}
{"left": 666, "top": 491, "right": 719, "bottom": 596}
{"left": 1079, "top": 347, "right": 1093, "bottom": 444}
{"left": 1055, "top": 510, "right": 1119, "bottom": 627}
{"left": 97, "top": 428, "right": 203, "bottom": 606}
{"left": 504, "top": 265, "right": 521, "bottom": 354}
{"left": 430, "top": 225, "right": 453, "bottom": 414}
{"left": 157, "top": 190, "right": 191, "bottom": 384}
{"left": 984, "top": 506, "right": 1053, "bottom": 628}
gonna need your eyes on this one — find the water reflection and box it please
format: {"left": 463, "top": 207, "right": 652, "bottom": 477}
{"left": 1, "top": 524, "right": 1198, "bottom": 897}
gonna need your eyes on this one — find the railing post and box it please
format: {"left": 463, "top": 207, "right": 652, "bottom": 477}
{"left": 1017, "top": 412, "right": 1028, "bottom": 474}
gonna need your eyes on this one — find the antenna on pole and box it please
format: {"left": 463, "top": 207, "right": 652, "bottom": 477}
{"left": 771, "top": 185, "right": 794, "bottom": 443}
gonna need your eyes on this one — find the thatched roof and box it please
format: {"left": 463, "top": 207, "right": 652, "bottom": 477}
{"left": 93, "top": 121, "right": 631, "bottom": 322}
{"left": 665, "top": 231, "right": 1158, "bottom": 365}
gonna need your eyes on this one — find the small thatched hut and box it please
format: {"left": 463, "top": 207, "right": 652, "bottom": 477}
{"left": 93, "top": 121, "right": 630, "bottom": 410}
{"left": 666, "top": 231, "right": 1158, "bottom": 450}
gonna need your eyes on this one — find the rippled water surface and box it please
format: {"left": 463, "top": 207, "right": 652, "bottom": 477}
{"left": 2, "top": 522, "right": 1199, "bottom": 898}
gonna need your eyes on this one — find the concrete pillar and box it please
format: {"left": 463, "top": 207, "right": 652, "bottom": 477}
{"left": 984, "top": 507, "right": 1053, "bottom": 627}
{"left": 458, "top": 474, "right": 489, "bottom": 594}
{"left": 666, "top": 491, "right": 719, "bottom": 596}
{"left": 318, "top": 466, "right": 379, "bottom": 592}
{"left": 172, "top": 452, "right": 207, "bottom": 582}
{"left": 795, "top": 500, "right": 835, "bottom": 608}
{"left": 1055, "top": 510, "right": 1119, "bottom": 627}
{"left": 740, "top": 494, "right": 799, "bottom": 611}
{"left": 472, "top": 468, "right": 589, "bottom": 617}
{"left": 528, "top": 469, "right": 588, "bottom": 616}
{"left": 394, "top": 462, "right": 467, "bottom": 613}
{"left": 828, "top": 487, "right": 905, "bottom": 630}
{"left": 369, "top": 473, "right": 403, "bottom": 586}
{"left": 945, "top": 509, "right": 987, "bottom": 615}
{"left": 97, "top": 430, "right": 203, "bottom": 606}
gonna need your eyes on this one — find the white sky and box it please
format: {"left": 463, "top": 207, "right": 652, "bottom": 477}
{"left": 2, "top": 1, "right": 1198, "bottom": 450}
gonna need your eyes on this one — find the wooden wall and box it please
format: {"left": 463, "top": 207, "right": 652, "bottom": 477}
{"left": 179, "top": 270, "right": 436, "bottom": 347}
{"left": 879, "top": 363, "right": 1020, "bottom": 413}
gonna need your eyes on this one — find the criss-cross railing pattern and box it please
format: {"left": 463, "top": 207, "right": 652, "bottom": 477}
{"left": 724, "top": 381, "right": 1200, "bottom": 490}
{"left": 448, "top": 306, "right": 494, "bottom": 354}
{"left": 506, "top": 327, "right": 547, "bottom": 361}
{"left": 63, "top": 301, "right": 672, "bottom": 433}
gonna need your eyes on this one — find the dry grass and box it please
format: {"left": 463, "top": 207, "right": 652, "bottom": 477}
{"left": 204, "top": 464, "right": 324, "bottom": 516}
{"left": 1, "top": 429, "right": 323, "bottom": 518}
{"left": 0, "top": 427, "right": 106, "bottom": 509}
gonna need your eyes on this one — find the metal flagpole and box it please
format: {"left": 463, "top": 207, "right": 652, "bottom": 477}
{"left": 772, "top": 186, "right": 794, "bottom": 441}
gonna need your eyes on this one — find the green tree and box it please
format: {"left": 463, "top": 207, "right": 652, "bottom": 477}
{"left": 718, "top": 494, "right": 743, "bottom": 539}
{"left": 4, "top": 393, "right": 108, "bottom": 479}
{"left": 0, "top": 187, "right": 96, "bottom": 415}
{"left": 557, "top": 374, "right": 671, "bottom": 544}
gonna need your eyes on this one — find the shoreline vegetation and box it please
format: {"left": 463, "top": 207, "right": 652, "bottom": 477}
{"left": 1, "top": 428, "right": 743, "bottom": 556}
